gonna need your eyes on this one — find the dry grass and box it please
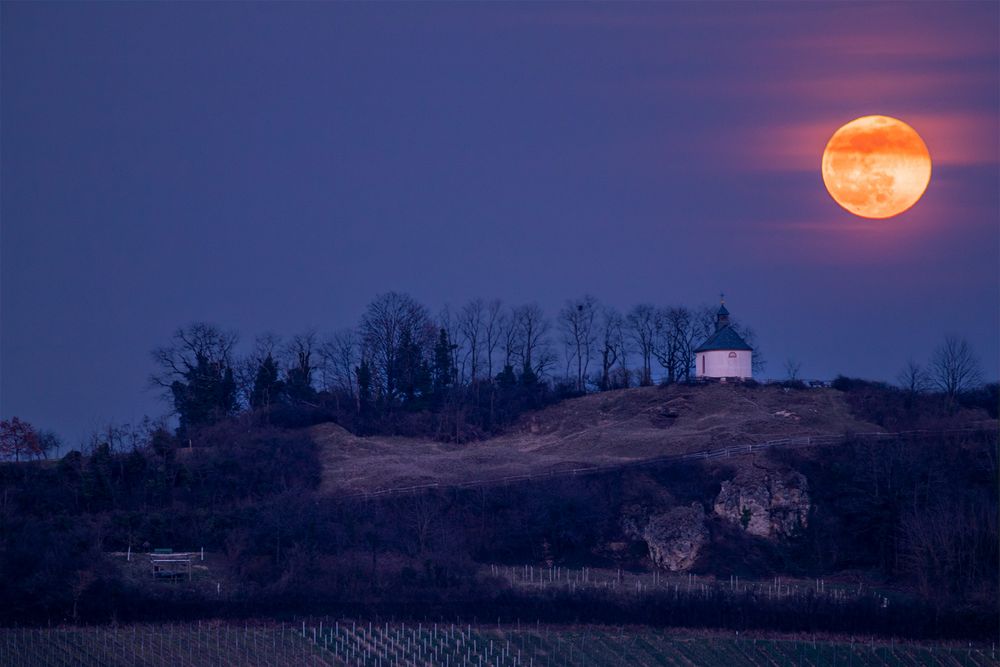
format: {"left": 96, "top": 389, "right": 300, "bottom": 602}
{"left": 311, "top": 384, "right": 881, "bottom": 496}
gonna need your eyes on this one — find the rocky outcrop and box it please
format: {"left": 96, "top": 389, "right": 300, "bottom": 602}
{"left": 713, "top": 468, "right": 809, "bottom": 538}
{"left": 621, "top": 502, "right": 708, "bottom": 571}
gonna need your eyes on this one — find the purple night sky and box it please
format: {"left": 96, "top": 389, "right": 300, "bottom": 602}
{"left": 2, "top": 2, "right": 997, "bottom": 444}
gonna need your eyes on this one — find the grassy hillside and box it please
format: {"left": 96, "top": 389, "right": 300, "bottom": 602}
{"left": 312, "top": 383, "right": 883, "bottom": 495}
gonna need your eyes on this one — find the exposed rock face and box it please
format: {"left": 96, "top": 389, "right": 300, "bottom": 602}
{"left": 621, "top": 502, "right": 708, "bottom": 572}
{"left": 644, "top": 504, "right": 710, "bottom": 571}
{"left": 714, "top": 468, "right": 809, "bottom": 538}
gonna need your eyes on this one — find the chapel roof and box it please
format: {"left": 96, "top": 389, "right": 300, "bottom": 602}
{"left": 694, "top": 325, "right": 753, "bottom": 353}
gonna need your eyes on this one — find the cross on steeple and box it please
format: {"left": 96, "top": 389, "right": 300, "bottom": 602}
{"left": 720, "top": 292, "right": 725, "bottom": 304}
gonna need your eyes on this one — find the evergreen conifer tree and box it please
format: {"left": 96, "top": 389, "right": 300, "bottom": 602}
{"left": 251, "top": 354, "right": 284, "bottom": 410}
{"left": 170, "top": 353, "right": 237, "bottom": 434}
{"left": 432, "top": 327, "right": 455, "bottom": 399}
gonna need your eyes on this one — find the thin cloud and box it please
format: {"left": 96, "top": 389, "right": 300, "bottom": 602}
{"left": 733, "top": 110, "right": 998, "bottom": 173}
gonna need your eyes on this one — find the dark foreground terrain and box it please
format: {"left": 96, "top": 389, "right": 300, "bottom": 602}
{"left": 0, "top": 382, "right": 996, "bottom": 643}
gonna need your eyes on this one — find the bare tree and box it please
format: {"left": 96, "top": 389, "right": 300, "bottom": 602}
{"left": 626, "top": 304, "right": 656, "bottom": 386}
{"left": 459, "top": 298, "right": 485, "bottom": 383}
{"left": 319, "top": 329, "right": 360, "bottom": 399}
{"left": 897, "top": 359, "right": 931, "bottom": 394}
{"left": 899, "top": 493, "right": 997, "bottom": 601}
{"left": 513, "top": 303, "right": 553, "bottom": 377}
{"left": 500, "top": 306, "right": 520, "bottom": 371}
{"left": 233, "top": 357, "right": 257, "bottom": 412}
{"left": 399, "top": 493, "right": 443, "bottom": 557}
{"left": 784, "top": 358, "right": 802, "bottom": 381}
{"left": 234, "top": 333, "right": 281, "bottom": 410}
{"left": 359, "top": 292, "right": 433, "bottom": 401}
{"left": 653, "top": 306, "right": 692, "bottom": 384}
{"left": 150, "top": 323, "right": 239, "bottom": 430}
{"left": 739, "top": 325, "right": 767, "bottom": 376}
{"left": 284, "top": 330, "right": 319, "bottom": 403}
{"left": 597, "top": 306, "right": 628, "bottom": 391}
{"left": 83, "top": 420, "right": 159, "bottom": 455}
{"left": 483, "top": 299, "right": 505, "bottom": 380}
{"left": 150, "top": 323, "right": 238, "bottom": 392}
{"left": 558, "top": 295, "right": 599, "bottom": 392}
{"left": 691, "top": 305, "right": 718, "bottom": 343}
{"left": 664, "top": 305, "right": 716, "bottom": 382}
{"left": 930, "top": 335, "right": 982, "bottom": 397}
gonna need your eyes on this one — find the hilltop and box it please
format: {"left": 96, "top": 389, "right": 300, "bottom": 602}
{"left": 311, "top": 383, "right": 882, "bottom": 495}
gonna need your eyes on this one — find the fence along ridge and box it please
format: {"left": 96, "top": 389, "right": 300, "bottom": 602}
{"left": 338, "top": 427, "right": 993, "bottom": 501}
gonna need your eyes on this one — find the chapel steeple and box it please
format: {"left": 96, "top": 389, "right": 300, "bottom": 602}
{"left": 715, "top": 293, "right": 730, "bottom": 332}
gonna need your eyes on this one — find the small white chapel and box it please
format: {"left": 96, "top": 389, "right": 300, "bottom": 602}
{"left": 694, "top": 298, "right": 753, "bottom": 380}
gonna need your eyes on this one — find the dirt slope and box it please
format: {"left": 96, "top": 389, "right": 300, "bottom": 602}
{"left": 311, "top": 384, "right": 881, "bottom": 495}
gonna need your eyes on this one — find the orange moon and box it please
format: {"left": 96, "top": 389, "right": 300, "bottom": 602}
{"left": 821, "top": 115, "right": 931, "bottom": 219}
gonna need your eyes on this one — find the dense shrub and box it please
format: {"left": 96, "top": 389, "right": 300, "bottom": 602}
{"left": 959, "top": 382, "right": 999, "bottom": 418}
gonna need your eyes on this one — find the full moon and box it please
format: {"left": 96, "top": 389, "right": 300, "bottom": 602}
{"left": 821, "top": 115, "right": 931, "bottom": 219}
